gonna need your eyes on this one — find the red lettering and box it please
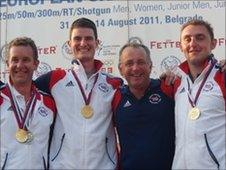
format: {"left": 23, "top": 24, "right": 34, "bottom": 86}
{"left": 150, "top": 40, "right": 181, "bottom": 49}
{"left": 218, "top": 38, "right": 225, "bottom": 46}
{"left": 157, "top": 42, "right": 162, "bottom": 49}
{"left": 50, "top": 46, "right": 56, "bottom": 54}
{"left": 150, "top": 41, "right": 156, "bottom": 49}
{"left": 37, "top": 46, "right": 57, "bottom": 55}
{"left": 176, "top": 41, "right": 181, "bottom": 48}
{"left": 44, "top": 48, "right": 48, "bottom": 54}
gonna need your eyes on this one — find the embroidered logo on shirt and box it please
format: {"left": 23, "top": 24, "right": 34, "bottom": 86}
{"left": 66, "top": 81, "right": 74, "bottom": 87}
{"left": 98, "top": 83, "right": 109, "bottom": 93}
{"left": 203, "top": 81, "right": 214, "bottom": 92}
{"left": 149, "top": 94, "right": 161, "bottom": 104}
{"left": 123, "top": 100, "right": 131, "bottom": 107}
{"left": 38, "top": 107, "right": 48, "bottom": 117}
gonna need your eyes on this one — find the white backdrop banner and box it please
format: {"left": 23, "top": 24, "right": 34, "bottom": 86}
{"left": 0, "top": 0, "right": 225, "bottom": 81}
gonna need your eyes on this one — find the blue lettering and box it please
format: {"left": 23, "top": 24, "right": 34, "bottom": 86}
{"left": 0, "top": 0, "right": 7, "bottom": 7}
{"left": 61, "top": 8, "right": 74, "bottom": 16}
{"left": 68, "top": 0, "right": 80, "bottom": 2}
{"left": 50, "top": 0, "right": 106, "bottom": 4}
{"left": 51, "top": 0, "right": 75, "bottom": 3}
{"left": 19, "top": 0, "right": 28, "bottom": 5}
{"left": 0, "top": 0, "right": 104, "bottom": 7}
{"left": 62, "top": 0, "right": 73, "bottom": 2}
{"left": 29, "top": 0, "right": 44, "bottom": 5}
{"left": 0, "top": 0, "right": 44, "bottom": 7}
{"left": 51, "top": 0, "right": 82, "bottom": 3}
{"left": 8, "top": 0, "right": 17, "bottom": 6}
{"left": 50, "top": 0, "right": 61, "bottom": 3}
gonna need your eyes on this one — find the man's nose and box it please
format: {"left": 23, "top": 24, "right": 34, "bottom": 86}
{"left": 190, "top": 37, "right": 198, "bottom": 46}
{"left": 16, "top": 60, "right": 24, "bottom": 67}
{"left": 80, "top": 38, "right": 88, "bottom": 46}
{"left": 131, "top": 62, "right": 141, "bottom": 70}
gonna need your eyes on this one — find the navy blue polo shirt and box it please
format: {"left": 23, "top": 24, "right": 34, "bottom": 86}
{"left": 114, "top": 79, "right": 175, "bottom": 170}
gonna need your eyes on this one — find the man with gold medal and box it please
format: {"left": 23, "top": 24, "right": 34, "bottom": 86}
{"left": 172, "top": 20, "right": 226, "bottom": 169}
{"left": 0, "top": 37, "right": 56, "bottom": 169}
{"left": 35, "top": 18, "right": 122, "bottom": 169}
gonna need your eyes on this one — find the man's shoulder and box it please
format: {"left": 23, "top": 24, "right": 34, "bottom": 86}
{"left": 150, "top": 78, "right": 161, "bottom": 88}
{"left": 39, "top": 68, "right": 67, "bottom": 80}
{"left": 34, "top": 68, "right": 67, "bottom": 94}
{"left": 35, "top": 68, "right": 67, "bottom": 85}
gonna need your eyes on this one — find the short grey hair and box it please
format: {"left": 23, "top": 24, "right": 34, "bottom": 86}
{"left": 119, "top": 42, "right": 152, "bottom": 65}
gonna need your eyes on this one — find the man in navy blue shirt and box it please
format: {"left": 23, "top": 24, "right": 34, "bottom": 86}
{"left": 112, "top": 43, "right": 175, "bottom": 170}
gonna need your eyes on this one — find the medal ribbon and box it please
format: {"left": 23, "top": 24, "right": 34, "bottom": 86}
{"left": 6, "top": 84, "right": 38, "bottom": 129}
{"left": 187, "top": 58, "right": 217, "bottom": 107}
{"left": 71, "top": 70, "right": 99, "bottom": 105}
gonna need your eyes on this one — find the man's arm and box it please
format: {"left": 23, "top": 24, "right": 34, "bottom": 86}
{"left": 34, "top": 71, "right": 52, "bottom": 95}
{"left": 217, "top": 59, "right": 226, "bottom": 72}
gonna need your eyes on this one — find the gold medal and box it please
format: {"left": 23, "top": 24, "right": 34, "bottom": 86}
{"left": 189, "top": 107, "right": 201, "bottom": 120}
{"left": 81, "top": 105, "right": 93, "bottom": 119}
{"left": 15, "top": 129, "right": 28, "bottom": 143}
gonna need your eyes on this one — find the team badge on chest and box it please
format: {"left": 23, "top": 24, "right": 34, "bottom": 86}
{"left": 38, "top": 106, "right": 48, "bottom": 117}
{"left": 149, "top": 94, "right": 161, "bottom": 104}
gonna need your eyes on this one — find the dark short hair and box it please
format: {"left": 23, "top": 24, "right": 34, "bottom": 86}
{"left": 69, "top": 17, "right": 98, "bottom": 39}
{"left": 181, "top": 19, "right": 214, "bottom": 40}
{"left": 6, "top": 37, "right": 38, "bottom": 62}
{"left": 119, "top": 43, "right": 152, "bottom": 64}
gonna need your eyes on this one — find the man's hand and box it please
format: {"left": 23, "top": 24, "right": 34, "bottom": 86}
{"left": 218, "top": 60, "right": 226, "bottom": 72}
{"left": 160, "top": 70, "right": 178, "bottom": 86}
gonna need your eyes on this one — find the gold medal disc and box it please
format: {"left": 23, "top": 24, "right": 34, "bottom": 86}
{"left": 189, "top": 107, "right": 200, "bottom": 120}
{"left": 81, "top": 105, "right": 93, "bottom": 119}
{"left": 15, "top": 129, "right": 28, "bottom": 143}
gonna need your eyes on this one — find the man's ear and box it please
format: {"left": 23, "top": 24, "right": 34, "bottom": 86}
{"left": 149, "top": 61, "right": 152, "bottom": 74}
{"left": 67, "top": 40, "right": 71, "bottom": 47}
{"left": 211, "top": 38, "right": 217, "bottom": 50}
{"left": 179, "top": 42, "right": 183, "bottom": 52}
{"left": 96, "top": 39, "right": 100, "bottom": 47}
{"left": 149, "top": 61, "right": 153, "bottom": 69}
{"left": 118, "top": 63, "right": 124, "bottom": 77}
{"left": 34, "top": 60, "right": 40, "bottom": 70}
{"left": 97, "top": 39, "right": 100, "bottom": 44}
{"left": 6, "top": 59, "right": 9, "bottom": 67}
